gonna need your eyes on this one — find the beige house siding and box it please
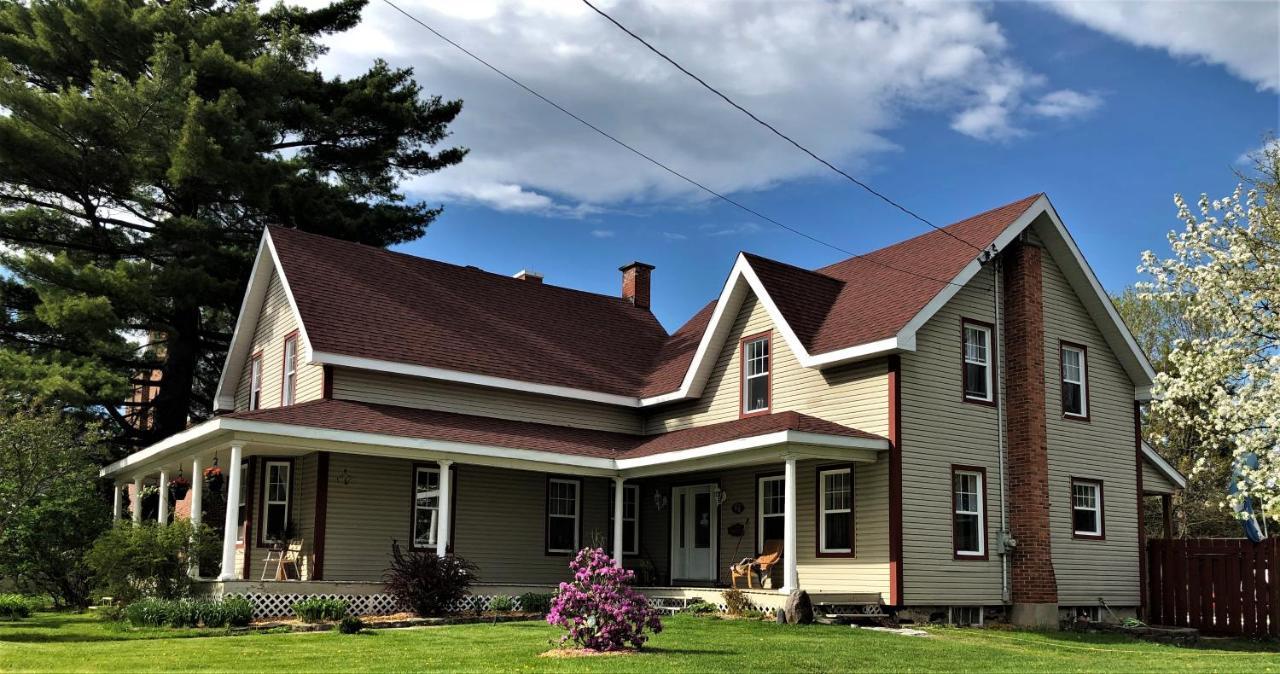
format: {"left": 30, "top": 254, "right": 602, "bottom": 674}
{"left": 233, "top": 270, "right": 323, "bottom": 411}
{"left": 1142, "top": 461, "right": 1178, "bottom": 495}
{"left": 330, "top": 368, "right": 643, "bottom": 434}
{"left": 237, "top": 454, "right": 317, "bottom": 580}
{"left": 1041, "top": 250, "right": 1141, "bottom": 607}
{"left": 645, "top": 292, "right": 889, "bottom": 438}
{"left": 899, "top": 265, "right": 1006, "bottom": 606}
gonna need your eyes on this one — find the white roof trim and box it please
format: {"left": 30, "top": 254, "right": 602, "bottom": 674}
{"left": 100, "top": 416, "right": 888, "bottom": 479}
{"left": 1142, "top": 441, "right": 1187, "bottom": 489}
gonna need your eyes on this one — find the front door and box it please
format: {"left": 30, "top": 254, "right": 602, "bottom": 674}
{"left": 670, "top": 484, "right": 718, "bottom": 582}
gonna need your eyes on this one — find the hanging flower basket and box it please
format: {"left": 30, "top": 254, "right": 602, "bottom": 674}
{"left": 204, "top": 465, "right": 225, "bottom": 493}
{"left": 169, "top": 475, "right": 191, "bottom": 501}
{"left": 139, "top": 484, "right": 160, "bottom": 521}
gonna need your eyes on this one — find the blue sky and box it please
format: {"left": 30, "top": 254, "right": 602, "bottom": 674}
{"left": 315, "top": 0, "right": 1279, "bottom": 331}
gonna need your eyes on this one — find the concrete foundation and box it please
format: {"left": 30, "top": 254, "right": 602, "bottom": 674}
{"left": 1011, "top": 603, "right": 1059, "bottom": 628}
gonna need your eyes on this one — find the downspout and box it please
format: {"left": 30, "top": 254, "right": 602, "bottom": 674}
{"left": 992, "top": 255, "right": 1012, "bottom": 605}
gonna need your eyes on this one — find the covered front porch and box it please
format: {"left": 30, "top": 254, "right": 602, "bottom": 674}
{"left": 101, "top": 400, "right": 891, "bottom": 615}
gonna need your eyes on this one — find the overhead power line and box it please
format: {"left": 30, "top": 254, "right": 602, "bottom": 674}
{"left": 378, "top": 0, "right": 963, "bottom": 288}
{"left": 580, "top": 0, "right": 986, "bottom": 254}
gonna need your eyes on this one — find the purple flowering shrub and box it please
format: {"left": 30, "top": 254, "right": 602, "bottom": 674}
{"left": 546, "top": 548, "right": 663, "bottom": 651}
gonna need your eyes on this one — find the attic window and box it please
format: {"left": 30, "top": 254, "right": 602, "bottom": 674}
{"left": 741, "top": 333, "right": 771, "bottom": 416}
{"left": 962, "top": 320, "right": 994, "bottom": 404}
{"left": 249, "top": 354, "right": 263, "bottom": 411}
{"left": 1061, "top": 342, "right": 1088, "bottom": 419}
{"left": 282, "top": 333, "right": 298, "bottom": 406}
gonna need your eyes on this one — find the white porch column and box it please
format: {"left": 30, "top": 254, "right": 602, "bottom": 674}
{"left": 157, "top": 469, "right": 170, "bottom": 525}
{"left": 612, "top": 476, "right": 625, "bottom": 567}
{"left": 112, "top": 484, "right": 123, "bottom": 521}
{"left": 781, "top": 457, "right": 799, "bottom": 593}
{"left": 436, "top": 459, "right": 453, "bottom": 557}
{"left": 190, "top": 456, "right": 203, "bottom": 529}
{"left": 218, "top": 444, "right": 244, "bottom": 581}
{"left": 132, "top": 476, "right": 143, "bottom": 525}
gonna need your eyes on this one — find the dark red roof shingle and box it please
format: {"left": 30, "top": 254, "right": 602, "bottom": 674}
{"left": 226, "top": 399, "right": 884, "bottom": 459}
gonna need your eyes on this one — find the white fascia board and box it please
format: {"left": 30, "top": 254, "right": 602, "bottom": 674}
{"left": 1141, "top": 441, "right": 1187, "bottom": 489}
{"left": 100, "top": 417, "right": 226, "bottom": 478}
{"left": 312, "top": 351, "right": 642, "bottom": 407}
{"left": 1034, "top": 199, "right": 1158, "bottom": 389}
{"left": 212, "top": 235, "right": 273, "bottom": 411}
{"left": 614, "top": 430, "right": 888, "bottom": 472}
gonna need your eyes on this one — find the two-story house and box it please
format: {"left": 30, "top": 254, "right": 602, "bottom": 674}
{"left": 101, "top": 193, "right": 1185, "bottom": 626}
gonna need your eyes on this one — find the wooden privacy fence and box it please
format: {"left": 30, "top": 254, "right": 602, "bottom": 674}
{"left": 1146, "top": 538, "right": 1278, "bottom": 638}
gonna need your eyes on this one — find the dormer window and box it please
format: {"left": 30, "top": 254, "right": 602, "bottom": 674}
{"left": 741, "top": 332, "right": 771, "bottom": 416}
{"left": 962, "top": 320, "right": 994, "bottom": 404}
{"left": 281, "top": 333, "right": 298, "bottom": 406}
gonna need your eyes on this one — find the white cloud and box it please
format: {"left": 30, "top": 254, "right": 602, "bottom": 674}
{"left": 662, "top": 232, "right": 688, "bottom": 241}
{"left": 700, "top": 221, "right": 763, "bottom": 237}
{"left": 1237, "top": 138, "right": 1280, "bottom": 165}
{"left": 1045, "top": 0, "right": 1279, "bottom": 92}
{"left": 1030, "top": 89, "right": 1103, "bottom": 119}
{"left": 590, "top": 228, "right": 616, "bottom": 238}
{"left": 309, "top": 0, "right": 1097, "bottom": 211}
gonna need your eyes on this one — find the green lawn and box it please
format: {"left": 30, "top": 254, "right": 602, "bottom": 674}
{"left": 1, "top": 612, "right": 1276, "bottom": 672}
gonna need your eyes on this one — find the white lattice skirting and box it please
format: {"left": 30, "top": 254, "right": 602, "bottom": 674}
{"left": 226, "top": 592, "right": 536, "bottom": 619}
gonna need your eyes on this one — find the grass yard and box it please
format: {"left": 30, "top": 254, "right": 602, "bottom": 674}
{"left": 1, "top": 612, "right": 1276, "bottom": 673}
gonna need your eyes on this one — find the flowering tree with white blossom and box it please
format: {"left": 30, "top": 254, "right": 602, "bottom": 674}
{"left": 1138, "top": 140, "right": 1280, "bottom": 522}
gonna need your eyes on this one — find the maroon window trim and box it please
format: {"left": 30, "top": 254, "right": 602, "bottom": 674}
{"left": 739, "top": 330, "right": 773, "bottom": 419}
{"left": 1070, "top": 477, "right": 1106, "bottom": 540}
{"left": 257, "top": 457, "right": 296, "bottom": 548}
{"left": 951, "top": 464, "right": 989, "bottom": 561}
{"left": 754, "top": 470, "right": 784, "bottom": 555}
{"left": 240, "top": 456, "right": 258, "bottom": 578}
{"left": 815, "top": 464, "right": 856, "bottom": 558}
{"left": 248, "top": 351, "right": 264, "bottom": 411}
{"left": 409, "top": 462, "right": 456, "bottom": 554}
{"left": 960, "top": 318, "right": 997, "bottom": 407}
{"left": 545, "top": 475, "right": 582, "bottom": 556}
{"left": 280, "top": 330, "right": 299, "bottom": 406}
{"left": 1059, "top": 340, "right": 1091, "bottom": 422}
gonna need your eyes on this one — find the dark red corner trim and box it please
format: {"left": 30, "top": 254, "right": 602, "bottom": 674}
{"left": 280, "top": 329, "right": 300, "bottom": 405}
{"left": 322, "top": 364, "right": 334, "bottom": 400}
{"left": 1134, "top": 401, "right": 1146, "bottom": 617}
{"left": 888, "top": 355, "right": 903, "bottom": 606}
{"left": 241, "top": 456, "right": 258, "bottom": 579}
{"left": 312, "top": 453, "right": 330, "bottom": 580}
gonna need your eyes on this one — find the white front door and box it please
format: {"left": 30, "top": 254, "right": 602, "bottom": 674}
{"left": 670, "top": 484, "right": 718, "bottom": 582}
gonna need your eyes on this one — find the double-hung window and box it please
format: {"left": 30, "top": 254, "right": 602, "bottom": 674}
{"left": 962, "top": 321, "right": 994, "bottom": 403}
{"left": 413, "top": 466, "right": 442, "bottom": 549}
{"left": 818, "top": 468, "right": 853, "bottom": 555}
{"left": 546, "top": 478, "right": 580, "bottom": 554}
{"left": 1072, "top": 479, "right": 1104, "bottom": 538}
{"left": 281, "top": 334, "right": 298, "bottom": 406}
{"left": 261, "top": 460, "right": 291, "bottom": 544}
{"left": 741, "top": 333, "right": 771, "bottom": 415}
{"left": 609, "top": 484, "right": 640, "bottom": 556}
{"left": 757, "top": 475, "right": 785, "bottom": 551}
{"left": 248, "top": 355, "right": 263, "bottom": 411}
{"left": 952, "top": 467, "right": 985, "bottom": 558}
{"left": 1061, "top": 342, "right": 1088, "bottom": 419}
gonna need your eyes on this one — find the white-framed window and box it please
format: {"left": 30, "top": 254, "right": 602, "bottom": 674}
{"left": 1061, "top": 343, "right": 1087, "bottom": 418}
{"left": 962, "top": 321, "right": 993, "bottom": 403}
{"left": 546, "top": 478, "right": 580, "bottom": 554}
{"left": 413, "top": 466, "right": 442, "bottom": 549}
{"left": 742, "top": 334, "right": 770, "bottom": 414}
{"left": 1072, "top": 479, "right": 1104, "bottom": 538}
{"left": 236, "top": 460, "right": 249, "bottom": 543}
{"left": 609, "top": 483, "right": 640, "bottom": 556}
{"left": 261, "top": 460, "right": 291, "bottom": 544}
{"left": 818, "top": 468, "right": 853, "bottom": 554}
{"left": 282, "top": 335, "right": 298, "bottom": 406}
{"left": 757, "top": 475, "right": 785, "bottom": 551}
{"left": 952, "top": 468, "right": 985, "bottom": 557}
{"left": 249, "top": 356, "right": 263, "bottom": 411}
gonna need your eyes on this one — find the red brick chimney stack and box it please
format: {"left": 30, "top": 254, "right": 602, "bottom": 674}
{"left": 620, "top": 262, "right": 655, "bottom": 310}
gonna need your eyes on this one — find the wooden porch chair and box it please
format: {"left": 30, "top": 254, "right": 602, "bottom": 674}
{"left": 260, "top": 538, "right": 304, "bottom": 581}
{"left": 730, "top": 539, "right": 783, "bottom": 589}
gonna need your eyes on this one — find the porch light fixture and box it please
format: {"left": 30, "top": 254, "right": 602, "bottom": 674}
{"left": 714, "top": 488, "right": 728, "bottom": 506}
{"left": 653, "top": 489, "right": 669, "bottom": 511}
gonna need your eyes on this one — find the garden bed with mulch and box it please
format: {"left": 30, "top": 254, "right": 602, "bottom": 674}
{"left": 236, "top": 612, "right": 543, "bottom": 634}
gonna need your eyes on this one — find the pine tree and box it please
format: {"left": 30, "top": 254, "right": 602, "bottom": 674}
{"left": 0, "top": 0, "right": 465, "bottom": 448}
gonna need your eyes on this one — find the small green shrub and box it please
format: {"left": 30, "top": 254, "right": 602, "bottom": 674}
{"left": 193, "top": 600, "right": 227, "bottom": 628}
{"left": 86, "top": 521, "right": 219, "bottom": 603}
{"left": 338, "top": 615, "right": 364, "bottom": 634}
{"left": 291, "top": 597, "right": 348, "bottom": 623}
{"left": 0, "top": 594, "right": 33, "bottom": 620}
{"left": 125, "top": 598, "right": 171, "bottom": 627}
{"left": 488, "top": 595, "right": 515, "bottom": 612}
{"left": 683, "top": 600, "right": 717, "bottom": 615}
{"left": 722, "top": 588, "right": 751, "bottom": 616}
{"left": 222, "top": 596, "right": 253, "bottom": 627}
{"left": 517, "top": 592, "right": 552, "bottom": 614}
{"left": 96, "top": 603, "right": 126, "bottom": 623}
{"left": 165, "top": 599, "right": 201, "bottom": 627}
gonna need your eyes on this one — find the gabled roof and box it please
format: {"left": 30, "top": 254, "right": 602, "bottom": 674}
{"left": 1142, "top": 441, "right": 1188, "bottom": 490}
{"left": 214, "top": 193, "right": 1156, "bottom": 411}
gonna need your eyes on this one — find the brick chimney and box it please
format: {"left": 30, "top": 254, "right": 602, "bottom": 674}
{"left": 1001, "top": 238, "right": 1059, "bottom": 627}
{"left": 512, "top": 269, "right": 543, "bottom": 284}
{"left": 619, "top": 262, "right": 655, "bottom": 310}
